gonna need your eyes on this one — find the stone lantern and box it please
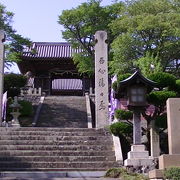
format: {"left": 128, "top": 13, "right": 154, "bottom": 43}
{"left": 116, "top": 70, "right": 157, "bottom": 171}
{"left": 10, "top": 96, "right": 21, "bottom": 127}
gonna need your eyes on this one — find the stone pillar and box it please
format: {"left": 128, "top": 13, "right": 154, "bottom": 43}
{"left": 167, "top": 98, "right": 180, "bottom": 154}
{"left": 0, "top": 31, "right": 5, "bottom": 126}
{"left": 95, "top": 31, "right": 109, "bottom": 128}
{"left": 133, "top": 111, "right": 141, "bottom": 145}
{"left": 150, "top": 121, "right": 160, "bottom": 157}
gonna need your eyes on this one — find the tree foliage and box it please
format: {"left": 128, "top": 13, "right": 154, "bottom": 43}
{"left": 135, "top": 52, "right": 163, "bottom": 77}
{"left": 115, "top": 109, "right": 133, "bottom": 120}
{"left": 110, "top": 121, "right": 132, "bottom": 137}
{"left": 164, "top": 167, "right": 180, "bottom": 180}
{"left": 58, "top": 0, "right": 124, "bottom": 76}
{"left": 148, "top": 72, "right": 177, "bottom": 90}
{"left": 0, "top": 3, "right": 31, "bottom": 65}
{"left": 4, "top": 73, "right": 27, "bottom": 97}
{"left": 175, "top": 79, "right": 180, "bottom": 95}
{"left": 110, "top": 0, "right": 180, "bottom": 76}
{"left": 147, "top": 90, "right": 177, "bottom": 108}
{"left": 143, "top": 72, "right": 177, "bottom": 133}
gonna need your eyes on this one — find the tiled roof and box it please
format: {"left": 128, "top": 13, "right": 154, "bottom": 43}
{"left": 22, "top": 42, "right": 82, "bottom": 59}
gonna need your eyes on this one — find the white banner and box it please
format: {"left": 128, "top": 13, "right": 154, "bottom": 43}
{"left": 2, "top": 91, "right": 7, "bottom": 120}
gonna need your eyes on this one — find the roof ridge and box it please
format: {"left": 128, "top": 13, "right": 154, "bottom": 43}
{"left": 34, "top": 42, "right": 71, "bottom": 45}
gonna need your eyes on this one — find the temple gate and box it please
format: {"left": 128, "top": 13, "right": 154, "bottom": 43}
{"left": 18, "top": 42, "right": 94, "bottom": 95}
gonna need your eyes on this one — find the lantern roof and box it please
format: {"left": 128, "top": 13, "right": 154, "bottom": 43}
{"left": 115, "top": 70, "right": 157, "bottom": 98}
{"left": 120, "top": 70, "right": 157, "bottom": 87}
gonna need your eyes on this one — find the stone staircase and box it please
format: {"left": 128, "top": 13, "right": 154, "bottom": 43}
{"left": 36, "top": 96, "right": 88, "bottom": 128}
{"left": 0, "top": 127, "right": 119, "bottom": 172}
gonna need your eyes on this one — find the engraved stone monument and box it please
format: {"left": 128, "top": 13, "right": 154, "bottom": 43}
{"left": 95, "top": 31, "right": 109, "bottom": 128}
{"left": 150, "top": 121, "right": 160, "bottom": 158}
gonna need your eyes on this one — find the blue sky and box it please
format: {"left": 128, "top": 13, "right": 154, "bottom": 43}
{"left": 1, "top": 0, "right": 114, "bottom": 73}
{"left": 1, "top": 0, "right": 114, "bottom": 42}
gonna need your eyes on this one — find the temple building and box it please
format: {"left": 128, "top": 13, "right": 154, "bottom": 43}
{"left": 18, "top": 42, "right": 94, "bottom": 95}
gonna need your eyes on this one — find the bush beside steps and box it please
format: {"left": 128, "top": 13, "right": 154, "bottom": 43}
{"left": 105, "top": 168, "right": 148, "bottom": 180}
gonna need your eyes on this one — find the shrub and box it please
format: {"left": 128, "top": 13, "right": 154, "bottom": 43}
{"left": 18, "top": 100, "right": 33, "bottom": 117}
{"left": 105, "top": 168, "right": 148, "bottom": 180}
{"left": 110, "top": 121, "right": 132, "bottom": 137}
{"left": 110, "top": 122, "right": 132, "bottom": 160}
{"left": 147, "top": 90, "right": 177, "bottom": 107}
{"left": 6, "top": 99, "right": 33, "bottom": 125}
{"left": 164, "top": 167, "right": 180, "bottom": 180}
{"left": 155, "top": 113, "right": 167, "bottom": 129}
{"left": 175, "top": 79, "right": 180, "bottom": 95}
{"left": 115, "top": 109, "right": 133, "bottom": 120}
{"left": 148, "top": 72, "right": 176, "bottom": 90}
{"left": 105, "top": 168, "right": 127, "bottom": 178}
{"left": 4, "top": 73, "right": 27, "bottom": 97}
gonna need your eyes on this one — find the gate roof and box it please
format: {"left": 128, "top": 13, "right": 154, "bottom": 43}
{"left": 22, "top": 42, "right": 82, "bottom": 59}
{"left": 18, "top": 42, "right": 82, "bottom": 74}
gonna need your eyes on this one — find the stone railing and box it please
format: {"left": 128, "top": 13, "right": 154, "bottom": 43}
{"left": 85, "top": 93, "right": 92, "bottom": 128}
{"left": 20, "top": 87, "right": 42, "bottom": 96}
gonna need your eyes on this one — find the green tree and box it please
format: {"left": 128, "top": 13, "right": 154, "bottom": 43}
{"left": 58, "top": 0, "right": 124, "bottom": 76}
{"left": 0, "top": 3, "right": 31, "bottom": 66}
{"left": 110, "top": 0, "right": 180, "bottom": 76}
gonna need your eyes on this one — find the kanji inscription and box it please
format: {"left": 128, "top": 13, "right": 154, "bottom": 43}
{"left": 95, "top": 31, "right": 109, "bottom": 128}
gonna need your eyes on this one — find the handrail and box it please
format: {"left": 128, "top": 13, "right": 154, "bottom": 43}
{"left": 85, "top": 93, "right": 93, "bottom": 128}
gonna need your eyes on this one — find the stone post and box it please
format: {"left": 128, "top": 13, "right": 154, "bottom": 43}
{"left": 150, "top": 120, "right": 160, "bottom": 157}
{"left": 0, "top": 30, "right": 5, "bottom": 126}
{"left": 167, "top": 98, "right": 180, "bottom": 154}
{"left": 95, "top": 31, "right": 109, "bottom": 128}
{"left": 133, "top": 111, "right": 141, "bottom": 144}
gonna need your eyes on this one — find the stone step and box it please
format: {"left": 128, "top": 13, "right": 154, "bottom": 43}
{"left": 0, "top": 168, "right": 109, "bottom": 172}
{"left": 0, "top": 131, "right": 110, "bottom": 136}
{"left": 37, "top": 96, "right": 87, "bottom": 128}
{"left": 0, "top": 127, "right": 106, "bottom": 132}
{"left": 0, "top": 126, "right": 117, "bottom": 172}
{"left": 0, "top": 150, "right": 115, "bottom": 156}
{"left": 0, "top": 171, "right": 108, "bottom": 179}
{"left": 0, "top": 140, "right": 113, "bottom": 146}
{"left": 36, "top": 117, "right": 85, "bottom": 120}
{"left": 0, "top": 145, "right": 113, "bottom": 151}
{"left": 0, "top": 135, "right": 111, "bottom": 141}
{"left": 0, "top": 161, "right": 117, "bottom": 169}
{"left": 0, "top": 156, "right": 116, "bottom": 162}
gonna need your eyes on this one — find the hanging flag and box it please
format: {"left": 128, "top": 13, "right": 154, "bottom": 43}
{"left": 110, "top": 75, "right": 120, "bottom": 122}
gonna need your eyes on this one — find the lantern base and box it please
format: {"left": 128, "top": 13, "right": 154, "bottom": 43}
{"left": 11, "top": 112, "right": 21, "bottom": 127}
{"left": 124, "top": 145, "right": 154, "bottom": 170}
